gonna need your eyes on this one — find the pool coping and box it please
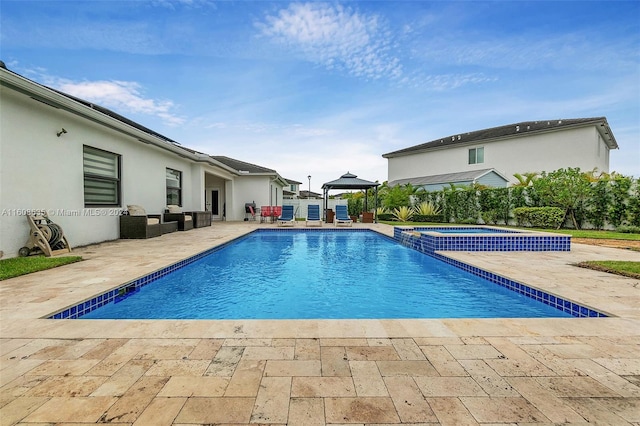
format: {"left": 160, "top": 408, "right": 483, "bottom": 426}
{"left": 45, "top": 227, "right": 607, "bottom": 320}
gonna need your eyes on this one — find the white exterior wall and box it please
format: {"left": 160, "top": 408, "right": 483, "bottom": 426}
{"left": 228, "top": 176, "right": 285, "bottom": 221}
{"left": 0, "top": 86, "right": 225, "bottom": 257}
{"left": 388, "top": 126, "right": 611, "bottom": 184}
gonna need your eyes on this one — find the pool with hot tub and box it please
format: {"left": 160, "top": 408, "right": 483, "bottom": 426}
{"left": 395, "top": 225, "right": 571, "bottom": 253}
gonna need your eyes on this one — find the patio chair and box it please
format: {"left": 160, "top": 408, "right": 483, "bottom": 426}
{"left": 120, "top": 205, "right": 162, "bottom": 239}
{"left": 260, "top": 206, "right": 272, "bottom": 223}
{"left": 334, "top": 205, "right": 353, "bottom": 227}
{"left": 163, "top": 205, "right": 194, "bottom": 231}
{"left": 306, "top": 204, "right": 322, "bottom": 227}
{"left": 277, "top": 205, "right": 295, "bottom": 227}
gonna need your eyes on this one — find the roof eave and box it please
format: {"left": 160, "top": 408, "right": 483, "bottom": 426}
{"left": 383, "top": 117, "right": 619, "bottom": 157}
{"left": 0, "top": 67, "right": 240, "bottom": 173}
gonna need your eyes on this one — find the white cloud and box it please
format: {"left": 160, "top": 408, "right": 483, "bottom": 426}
{"left": 44, "top": 77, "right": 185, "bottom": 126}
{"left": 257, "top": 2, "right": 402, "bottom": 80}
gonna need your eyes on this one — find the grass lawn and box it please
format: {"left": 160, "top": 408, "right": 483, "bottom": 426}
{"left": 576, "top": 261, "right": 640, "bottom": 279}
{"left": 529, "top": 228, "right": 640, "bottom": 241}
{"left": 0, "top": 256, "right": 82, "bottom": 280}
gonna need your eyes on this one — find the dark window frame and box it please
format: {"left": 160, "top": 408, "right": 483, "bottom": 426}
{"left": 83, "top": 145, "right": 121, "bottom": 207}
{"left": 166, "top": 168, "right": 182, "bottom": 207}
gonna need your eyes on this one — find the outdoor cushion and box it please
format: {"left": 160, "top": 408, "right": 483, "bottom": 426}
{"left": 127, "top": 205, "right": 146, "bottom": 216}
{"left": 167, "top": 204, "right": 182, "bottom": 213}
{"left": 147, "top": 217, "right": 160, "bottom": 225}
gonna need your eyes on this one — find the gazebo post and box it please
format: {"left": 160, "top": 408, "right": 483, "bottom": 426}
{"left": 375, "top": 186, "right": 378, "bottom": 223}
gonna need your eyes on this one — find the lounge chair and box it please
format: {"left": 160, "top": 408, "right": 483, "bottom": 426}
{"left": 277, "top": 205, "right": 295, "bottom": 227}
{"left": 334, "top": 205, "right": 353, "bottom": 227}
{"left": 306, "top": 204, "right": 322, "bottom": 227}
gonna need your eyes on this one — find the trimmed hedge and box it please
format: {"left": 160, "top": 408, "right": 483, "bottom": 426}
{"left": 413, "top": 214, "right": 446, "bottom": 223}
{"left": 616, "top": 225, "right": 640, "bottom": 234}
{"left": 513, "top": 207, "right": 564, "bottom": 228}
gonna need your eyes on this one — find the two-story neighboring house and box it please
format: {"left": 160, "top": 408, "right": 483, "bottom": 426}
{"left": 283, "top": 178, "right": 302, "bottom": 199}
{"left": 382, "top": 118, "right": 619, "bottom": 189}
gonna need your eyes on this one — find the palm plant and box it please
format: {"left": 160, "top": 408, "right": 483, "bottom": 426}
{"left": 414, "top": 201, "right": 441, "bottom": 216}
{"left": 512, "top": 172, "right": 539, "bottom": 187}
{"left": 392, "top": 206, "right": 414, "bottom": 222}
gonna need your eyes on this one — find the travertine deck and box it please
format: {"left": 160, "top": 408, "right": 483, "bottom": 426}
{"left": 1, "top": 222, "right": 639, "bottom": 425}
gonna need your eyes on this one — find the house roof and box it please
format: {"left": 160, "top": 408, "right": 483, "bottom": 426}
{"left": 382, "top": 117, "right": 618, "bottom": 158}
{"left": 210, "top": 156, "right": 276, "bottom": 174}
{"left": 0, "top": 63, "right": 281, "bottom": 180}
{"left": 284, "top": 178, "right": 302, "bottom": 185}
{"left": 388, "top": 168, "right": 509, "bottom": 187}
{"left": 0, "top": 61, "right": 180, "bottom": 146}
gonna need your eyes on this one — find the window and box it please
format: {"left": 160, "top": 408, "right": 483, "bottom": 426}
{"left": 468, "top": 147, "right": 484, "bottom": 164}
{"left": 83, "top": 146, "right": 120, "bottom": 206}
{"left": 290, "top": 184, "right": 297, "bottom": 192}
{"left": 166, "top": 168, "right": 182, "bottom": 206}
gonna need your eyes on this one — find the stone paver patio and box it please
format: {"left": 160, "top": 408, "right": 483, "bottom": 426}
{"left": 1, "top": 222, "right": 639, "bottom": 425}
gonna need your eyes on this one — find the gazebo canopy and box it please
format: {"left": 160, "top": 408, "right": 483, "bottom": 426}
{"left": 321, "top": 172, "right": 380, "bottom": 221}
{"left": 321, "top": 172, "right": 380, "bottom": 190}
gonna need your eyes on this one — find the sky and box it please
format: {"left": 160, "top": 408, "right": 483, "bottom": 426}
{"left": 1, "top": 0, "right": 639, "bottom": 193}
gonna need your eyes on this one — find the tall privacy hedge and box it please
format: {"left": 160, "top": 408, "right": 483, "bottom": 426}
{"left": 379, "top": 169, "right": 639, "bottom": 230}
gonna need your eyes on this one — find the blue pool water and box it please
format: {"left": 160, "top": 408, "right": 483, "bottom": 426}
{"left": 81, "top": 231, "right": 571, "bottom": 319}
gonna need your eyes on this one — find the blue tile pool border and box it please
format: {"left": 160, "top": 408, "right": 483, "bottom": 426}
{"left": 393, "top": 227, "right": 606, "bottom": 318}
{"left": 395, "top": 226, "right": 571, "bottom": 252}
{"left": 47, "top": 228, "right": 605, "bottom": 319}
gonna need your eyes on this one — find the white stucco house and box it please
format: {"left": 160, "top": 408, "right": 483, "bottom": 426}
{"left": 383, "top": 118, "right": 619, "bottom": 188}
{"left": 0, "top": 63, "right": 286, "bottom": 258}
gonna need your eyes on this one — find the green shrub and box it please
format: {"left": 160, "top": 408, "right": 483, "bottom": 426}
{"left": 377, "top": 213, "right": 395, "bottom": 221}
{"left": 616, "top": 225, "right": 640, "bottom": 234}
{"left": 481, "top": 209, "right": 500, "bottom": 225}
{"left": 455, "top": 218, "right": 479, "bottom": 225}
{"left": 513, "top": 207, "right": 564, "bottom": 228}
{"left": 413, "top": 214, "right": 446, "bottom": 223}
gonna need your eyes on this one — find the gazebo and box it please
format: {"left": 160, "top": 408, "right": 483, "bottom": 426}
{"left": 321, "top": 172, "right": 380, "bottom": 222}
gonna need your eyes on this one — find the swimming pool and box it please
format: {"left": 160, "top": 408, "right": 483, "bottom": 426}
{"left": 75, "top": 230, "right": 580, "bottom": 320}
